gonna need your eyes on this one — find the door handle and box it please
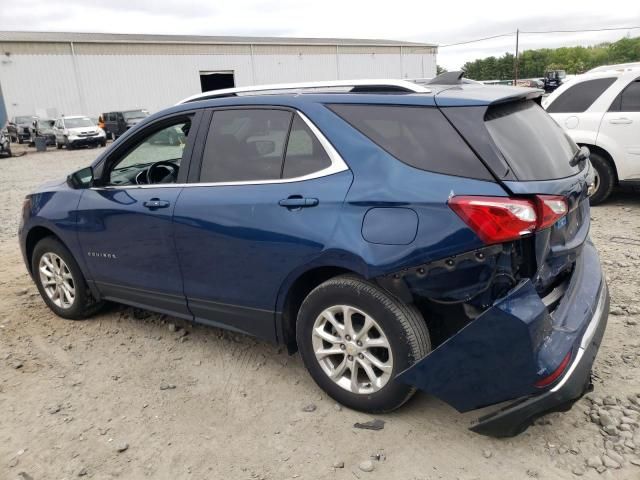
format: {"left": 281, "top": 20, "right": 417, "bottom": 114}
{"left": 610, "top": 117, "right": 632, "bottom": 125}
{"left": 278, "top": 196, "right": 319, "bottom": 209}
{"left": 143, "top": 198, "right": 170, "bottom": 209}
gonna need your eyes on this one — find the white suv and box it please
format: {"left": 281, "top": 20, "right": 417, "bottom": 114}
{"left": 542, "top": 67, "right": 640, "bottom": 204}
{"left": 53, "top": 116, "right": 106, "bottom": 150}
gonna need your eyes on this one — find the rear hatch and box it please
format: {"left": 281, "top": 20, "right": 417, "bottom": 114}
{"left": 439, "top": 92, "right": 591, "bottom": 302}
{"left": 397, "top": 89, "right": 597, "bottom": 416}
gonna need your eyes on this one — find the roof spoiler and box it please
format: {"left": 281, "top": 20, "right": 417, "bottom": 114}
{"left": 425, "top": 70, "right": 466, "bottom": 85}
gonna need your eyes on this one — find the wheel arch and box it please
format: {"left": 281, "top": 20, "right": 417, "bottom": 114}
{"left": 578, "top": 143, "right": 619, "bottom": 184}
{"left": 276, "top": 264, "right": 363, "bottom": 352}
{"left": 25, "top": 225, "right": 62, "bottom": 274}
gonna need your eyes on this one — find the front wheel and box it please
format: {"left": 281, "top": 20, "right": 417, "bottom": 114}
{"left": 296, "top": 275, "right": 431, "bottom": 413}
{"left": 32, "top": 237, "right": 103, "bottom": 320}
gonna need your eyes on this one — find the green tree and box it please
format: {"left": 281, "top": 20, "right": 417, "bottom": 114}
{"left": 436, "top": 65, "right": 448, "bottom": 75}
{"left": 458, "top": 36, "right": 640, "bottom": 80}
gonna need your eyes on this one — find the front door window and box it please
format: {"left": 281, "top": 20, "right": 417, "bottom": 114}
{"left": 107, "top": 120, "right": 191, "bottom": 186}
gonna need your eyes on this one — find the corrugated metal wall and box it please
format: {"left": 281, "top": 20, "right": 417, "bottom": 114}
{"left": 0, "top": 42, "right": 436, "bottom": 118}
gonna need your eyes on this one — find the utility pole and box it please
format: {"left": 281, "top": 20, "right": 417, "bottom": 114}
{"left": 514, "top": 28, "right": 520, "bottom": 85}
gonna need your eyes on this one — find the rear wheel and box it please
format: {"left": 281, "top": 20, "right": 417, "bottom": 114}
{"left": 296, "top": 275, "right": 431, "bottom": 413}
{"left": 589, "top": 152, "right": 615, "bottom": 205}
{"left": 32, "top": 237, "right": 103, "bottom": 320}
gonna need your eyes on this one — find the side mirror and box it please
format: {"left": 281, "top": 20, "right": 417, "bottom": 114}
{"left": 67, "top": 166, "right": 94, "bottom": 189}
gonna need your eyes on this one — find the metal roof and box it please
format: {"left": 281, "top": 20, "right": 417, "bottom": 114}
{"left": 0, "top": 31, "right": 436, "bottom": 48}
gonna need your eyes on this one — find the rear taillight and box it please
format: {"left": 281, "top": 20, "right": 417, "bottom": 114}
{"left": 448, "top": 195, "right": 568, "bottom": 245}
{"left": 534, "top": 350, "right": 572, "bottom": 388}
{"left": 536, "top": 195, "right": 568, "bottom": 230}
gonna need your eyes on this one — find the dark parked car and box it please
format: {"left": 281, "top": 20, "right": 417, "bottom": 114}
{"left": 102, "top": 109, "right": 149, "bottom": 140}
{"left": 19, "top": 79, "right": 608, "bottom": 437}
{"left": 543, "top": 70, "right": 567, "bottom": 93}
{"left": 33, "top": 118, "right": 56, "bottom": 145}
{"left": 7, "top": 115, "right": 37, "bottom": 143}
{"left": 0, "top": 128, "right": 11, "bottom": 157}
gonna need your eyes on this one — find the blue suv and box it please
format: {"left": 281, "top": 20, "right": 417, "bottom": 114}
{"left": 19, "top": 77, "right": 609, "bottom": 437}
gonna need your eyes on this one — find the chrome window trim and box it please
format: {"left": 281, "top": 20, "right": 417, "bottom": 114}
{"left": 91, "top": 111, "right": 349, "bottom": 191}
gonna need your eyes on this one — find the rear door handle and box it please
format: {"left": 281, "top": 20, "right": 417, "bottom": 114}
{"left": 610, "top": 117, "right": 632, "bottom": 125}
{"left": 143, "top": 198, "right": 170, "bottom": 209}
{"left": 278, "top": 196, "right": 319, "bottom": 209}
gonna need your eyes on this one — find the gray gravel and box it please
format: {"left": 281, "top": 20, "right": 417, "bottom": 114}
{"left": 0, "top": 144, "right": 100, "bottom": 241}
{"left": 1, "top": 144, "right": 640, "bottom": 479}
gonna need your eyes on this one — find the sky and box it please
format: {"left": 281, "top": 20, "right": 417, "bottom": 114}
{"left": 1, "top": 0, "right": 639, "bottom": 70}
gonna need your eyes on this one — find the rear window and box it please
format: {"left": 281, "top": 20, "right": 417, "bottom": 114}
{"left": 485, "top": 101, "right": 580, "bottom": 181}
{"left": 328, "top": 104, "right": 491, "bottom": 180}
{"left": 546, "top": 77, "right": 616, "bottom": 113}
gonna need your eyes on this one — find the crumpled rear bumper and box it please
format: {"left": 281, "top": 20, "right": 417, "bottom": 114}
{"left": 471, "top": 280, "right": 608, "bottom": 436}
{"left": 396, "top": 240, "right": 608, "bottom": 437}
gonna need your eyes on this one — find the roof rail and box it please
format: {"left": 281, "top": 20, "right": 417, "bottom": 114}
{"left": 177, "top": 79, "right": 430, "bottom": 104}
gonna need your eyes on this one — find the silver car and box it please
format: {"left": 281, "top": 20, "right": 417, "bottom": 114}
{"left": 53, "top": 116, "right": 106, "bottom": 149}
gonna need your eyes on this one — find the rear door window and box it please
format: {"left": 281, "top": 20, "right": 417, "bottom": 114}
{"left": 328, "top": 104, "right": 491, "bottom": 179}
{"left": 609, "top": 80, "right": 640, "bottom": 112}
{"left": 546, "top": 78, "right": 616, "bottom": 113}
{"left": 282, "top": 116, "right": 331, "bottom": 178}
{"left": 199, "top": 109, "right": 292, "bottom": 182}
{"left": 485, "top": 101, "right": 580, "bottom": 180}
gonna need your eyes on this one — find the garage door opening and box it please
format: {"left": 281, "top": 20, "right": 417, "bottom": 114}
{"left": 200, "top": 71, "right": 235, "bottom": 93}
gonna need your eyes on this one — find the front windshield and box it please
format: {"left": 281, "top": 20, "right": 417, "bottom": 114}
{"left": 64, "top": 117, "right": 93, "bottom": 128}
{"left": 38, "top": 119, "right": 55, "bottom": 128}
{"left": 16, "top": 116, "right": 35, "bottom": 124}
{"left": 122, "top": 110, "right": 149, "bottom": 120}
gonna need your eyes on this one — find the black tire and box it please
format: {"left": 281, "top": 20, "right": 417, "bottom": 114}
{"left": 56, "top": 141, "right": 62, "bottom": 149}
{"left": 18, "top": 137, "right": 23, "bottom": 144}
{"left": 31, "top": 237, "right": 103, "bottom": 320}
{"left": 100, "top": 139, "right": 106, "bottom": 147}
{"left": 296, "top": 274, "right": 431, "bottom": 413}
{"left": 589, "top": 152, "right": 615, "bottom": 205}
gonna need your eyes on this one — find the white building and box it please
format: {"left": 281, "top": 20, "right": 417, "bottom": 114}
{"left": 0, "top": 31, "right": 437, "bottom": 119}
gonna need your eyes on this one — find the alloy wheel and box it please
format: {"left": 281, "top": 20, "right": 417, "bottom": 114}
{"left": 312, "top": 305, "right": 393, "bottom": 394}
{"left": 38, "top": 252, "right": 75, "bottom": 309}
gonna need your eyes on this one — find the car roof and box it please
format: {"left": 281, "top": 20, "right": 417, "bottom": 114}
{"left": 165, "top": 82, "right": 542, "bottom": 118}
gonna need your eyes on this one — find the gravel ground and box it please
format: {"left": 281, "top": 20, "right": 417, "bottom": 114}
{"left": 1, "top": 144, "right": 639, "bottom": 480}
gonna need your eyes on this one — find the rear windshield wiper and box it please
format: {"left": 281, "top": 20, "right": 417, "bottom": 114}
{"left": 569, "top": 146, "right": 590, "bottom": 167}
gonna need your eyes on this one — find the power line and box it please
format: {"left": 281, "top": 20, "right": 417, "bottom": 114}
{"left": 440, "top": 32, "right": 514, "bottom": 47}
{"left": 522, "top": 25, "right": 640, "bottom": 34}
{"left": 439, "top": 25, "right": 640, "bottom": 48}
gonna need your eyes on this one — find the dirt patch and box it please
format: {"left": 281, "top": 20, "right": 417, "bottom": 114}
{"left": 1, "top": 146, "right": 640, "bottom": 479}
